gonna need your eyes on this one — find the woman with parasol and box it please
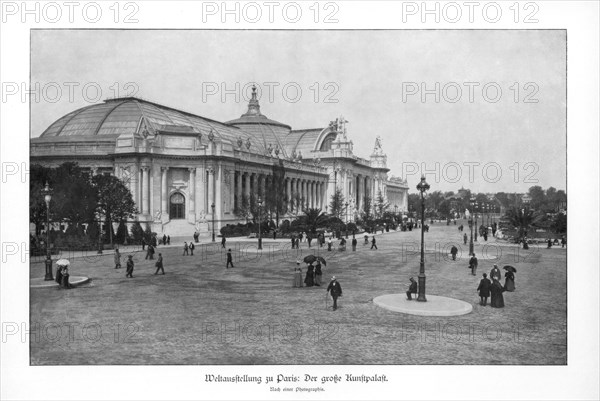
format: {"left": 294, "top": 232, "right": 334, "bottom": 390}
{"left": 55, "top": 259, "right": 73, "bottom": 289}
{"left": 503, "top": 266, "right": 517, "bottom": 292}
{"left": 304, "top": 263, "right": 315, "bottom": 287}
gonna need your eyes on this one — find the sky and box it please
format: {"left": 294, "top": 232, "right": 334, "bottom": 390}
{"left": 31, "top": 29, "right": 566, "bottom": 193}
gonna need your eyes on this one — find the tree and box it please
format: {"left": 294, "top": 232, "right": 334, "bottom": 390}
{"left": 130, "top": 221, "right": 144, "bottom": 244}
{"left": 551, "top": 212, "right": 567, "bottom": 234}
{"left": 360, "top": 195, "right": 373, "bottom": 228}
{"left": 116, "top": 220, "right": 130, "bottom": 244}
{"left": 374, "top": 189, "right": 389, "bottom": 219}
{"left": 92, "top": 174, "right": 137, "bottom": 246}
{"left": 505, "top": 207, "right": 545, "bottom": 245}
{"left": 30, "top": 163, "right": 97, "bottom": 233}
{"left": 263, "top": 161, "right": 288, "bottom": 227}
{"left": 528, "top": 186, "right": 546, "bottom": 209}
{"left": 300, "top": 208, "right": 329, "bottom": 234}
{"left": 329, "top": 187, "right": 345, "bottom": 219}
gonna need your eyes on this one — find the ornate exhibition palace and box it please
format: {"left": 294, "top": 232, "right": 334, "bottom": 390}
{"left": 31, "top": 87, "right": 409, "bottom": 236}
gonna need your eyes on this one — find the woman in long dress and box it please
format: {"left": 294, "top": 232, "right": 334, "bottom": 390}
{"left": 490, "top": 278, "right": 505, "bottom": 308}
{"left": 504, "top": 271, "right": 516, "bottom": 292}
{"left": 304, "top": 264, "right": 315, "bottom": 287}
{"left": 314, "top": 262, "right": 323, "bottom": 286}
{"left": 293, "top": 264, "right": 303, "bottom": 288}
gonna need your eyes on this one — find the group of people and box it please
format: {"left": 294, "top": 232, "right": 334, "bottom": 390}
{"left": 182, "top": 241, "right": 196, "bottom": 255}
{"left": 293, "top": 260, "right": 324, "bottom": 287}
{"left": 114, "top": 249, "right": 165, "bottom": 278}
{"left": 475, "top": 264, "right": 516, "bottom": 308}
{"left": 547, "top": 237, "right": 567, "bottom": 248}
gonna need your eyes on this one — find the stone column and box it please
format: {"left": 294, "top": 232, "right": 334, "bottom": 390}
{"left": 243, "top": 172, "right": 250, "bottom": 199}
{"left": 195, "top": 166, "right": 205, "bottom": 220}
{"left": 188, "top": 168, "right": 196, "bottom": 221}
{"left": 285, "top": 178, "right": 292, "bottom": 211}
{"left": 208, "top": 166, "right": 215, "bottom": 213}
{"left": 215, "top": 163, "right": 222, "bottom": 229}
{"left": 236, "top": 171, "right": 243, "bottom": 210}
{"left": 161, "top": 167, "right": 168, "bottom": 215}
{"left": 141, "top": 166, "right": 150, "bottom": 215}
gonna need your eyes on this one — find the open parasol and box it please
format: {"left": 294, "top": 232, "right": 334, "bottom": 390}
{"left": 303, "top": 255, "right": 327, "bottom": 266}
{"left": 56, "top": 259, "right": 70, "bottom": 267}
{"left": 503, "top": 265, "right": 517, "bottom": 273}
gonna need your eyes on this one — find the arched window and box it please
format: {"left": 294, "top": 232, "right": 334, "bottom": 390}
{"left": 170, "top": 192, "right": 185, "bottom": 219}
{"left": 319, "top": 133, "right": 336, "bottom": 151}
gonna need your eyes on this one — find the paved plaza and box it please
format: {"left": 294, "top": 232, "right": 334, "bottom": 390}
{"left": 30, "top": 221, "right": 567, "bottom": 365}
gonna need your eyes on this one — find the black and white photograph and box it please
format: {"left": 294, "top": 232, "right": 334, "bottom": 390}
{"left": 1, "top": 1, "right": 599, "bottom": 400}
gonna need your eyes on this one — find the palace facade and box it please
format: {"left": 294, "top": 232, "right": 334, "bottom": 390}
{"left": 31, "top": 87, "right": 409, "bottom": 236}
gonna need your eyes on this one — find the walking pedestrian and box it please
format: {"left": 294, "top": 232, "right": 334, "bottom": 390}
{"left": 189, "top": 241, "right": 195, "bottom": 255}
{"left": 162, "top": 234, "right": 167, "bottom": 245}
{"left": 370, "top": 236, "right": 378, "bottom": 250}
{"left": 141, "top": 238, "right": 146, "bottom": 250}
{"left": 295, "top": 237, "right": 300, "bottom": 249}
{"left": 327, "top": 237, "right": 332, "bottom": 251}
{"left": 469, "top": 253, "right": 478, "bottom": 276}
{"left": 154, "top": 253, "right": 164, "bottom": 275}
{"left": 221, "top": 236, "right": 226, "bottom": 249}
{"left": 364, "top": 234, "right": 369, "bottom": 245}
{"left": 167, "top": 235, "right": 171, "bottom": 245}
{"left": 504, "top": 270, "right": 515, "bottom": 292}
{"left": 293, "top": 262, "right": 303, "bottom": 287}
{"left": 450, "top": 245, "right": 458, "bottom": 261}
{"left": 126, "top": 255, "right": 134, "bottom": 278}
{"left": 145, "top": 244, "right": 154, "bottom": 260}
{"left": 114, "top": 249, "right": 121, "bottom": 269}
{"left": 183, "top": 242, "right": 189, "bottom": 256}
{"left": 490, "top": 278, "right": 505, "bottom": 308}
{"left": 226, "top": 248, "right": 234, "bottom": 268}
{"left": 304, "top": 264, "right": 315, "bottom": 287}
{"left": 477, "top": 273, "right": 491, "bottom": 306}
{"left": 326, "top": 276, "right": 343, "bottom": 310}
{"left": 463, "top": 233, "right": 468, "bottom": 245}
{"left": 352, "top": 237, "right": 357, "bottom": 251}
{"left": 314, "top": 261, "right": 323, "bottom": 286}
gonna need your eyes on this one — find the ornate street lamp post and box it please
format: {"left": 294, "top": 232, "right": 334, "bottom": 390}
{"left": 416, "top": 175, "right": 430, "bottom": 302}
{"left": 41, "top": 182, "right": 54, "bottom": 281}
{"left": 469, "top": 197, "right": 475, "bottom": 256}
{"left": 211, "top": 203, "right": 216, "bottom": 242}
{"left": 257, "top": 196, "right": 263, "bottom": 250}
{"left": 474, "top": 202, "right": 479, "bottom": 242}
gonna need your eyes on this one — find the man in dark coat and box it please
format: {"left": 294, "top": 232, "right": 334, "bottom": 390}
{"left": 469, "top": 253, "right": 478, "bottom": 276}
{"left": 406, "top": 277, "right": 417, "bottom": 300}
{"left": 326, "top": 276, "right": 343, "bottom": 311}
{"left": 463, "top": 233, "right": 468, "bottom": 245}
{"left": 370, "top": 236, "right": 378, "bottom": 250}
{"left": 226, "top": 249, "right": 234, "bottom": 268}
{"left": 450, "top": 245, "right": 458, "bottom": 261}
{"left": 154, "top": 253, "right": 164, "bottom": 275}
{"left": 162, "top": 234, "right": 167, "bottom": 245}
{"left": 477, "top": 273, "right": 491, "bottom": 306}
{"left": 189, "top": 242, "right": 195, "bottom": 255}
{"left": 183, "top": 242, "right": 189, "bottom": 256}
{"left": 126, "top": 255, "right": 134, "bottom": 278}
{"left": 221, "top": 236, "right": 226, "bottom": 249}
{"left": 352, "top": 237, "right": 357, "bottom": 251}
